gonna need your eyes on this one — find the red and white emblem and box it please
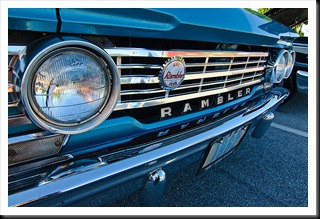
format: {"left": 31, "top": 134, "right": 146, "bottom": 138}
{"left": 159, "top": 56, "right": 186, "bottom": 90}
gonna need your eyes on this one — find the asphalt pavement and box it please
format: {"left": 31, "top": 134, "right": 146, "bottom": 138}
{"left": 106, "top": 91, "right": 309, "bottom": 207}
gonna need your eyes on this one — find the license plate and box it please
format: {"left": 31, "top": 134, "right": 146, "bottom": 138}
{"left": 198, "top": 125, "right": 249, "bottom": 174}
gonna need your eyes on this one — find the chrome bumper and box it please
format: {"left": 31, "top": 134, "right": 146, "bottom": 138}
{"left": 8, "top": 88, "right": 289, "bottom": 207}
{"left": 296, "top": 70, "right": 308, "bottom": 94}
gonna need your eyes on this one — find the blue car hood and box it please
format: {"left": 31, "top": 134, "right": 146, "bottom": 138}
{"left": 9, "top": 8, "right": 299, "bottom": 47}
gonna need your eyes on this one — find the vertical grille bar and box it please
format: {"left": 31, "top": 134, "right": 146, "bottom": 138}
{"left": 252, "top": 56, "right": 262, "bottom": 81}
{"left": 117, "top": 56, "right": 122, "bottom": 103}
{"left": 224, "top": 57, "right": 234, "bottom": 88}
{"left": 198, "top": 57, "right": 209, "bottom": 92}
{"left": 240, "top": 56, "right": 250, "bottom": 84}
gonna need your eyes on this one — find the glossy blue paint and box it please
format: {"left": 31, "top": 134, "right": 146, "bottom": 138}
{"left": 58, "top": 8, "right": 299, "bottom": 48}
{"left": 8, "top": 8, "right": 58, "bottom": 32}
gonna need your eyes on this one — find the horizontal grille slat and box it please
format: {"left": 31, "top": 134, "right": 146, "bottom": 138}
{"left": 120, "top": 67, "right": 264, "bottom": 84}
{"left": 185, "top": 66, "right": 264, "bottom": 79}
{"left": 121, "top": 88, "right": 165, "bottom": 95}
{"left": 118, "top": 64, "right": 162, "bottom": 69}
{"left": 117, "top": 80, "right": 260, "bottom": 106}
{"left": 186, "top": 59, "right": 266, "bottom": 68}
{"left": 106, "top": 48, "right": 268, "bottom": 58}
{"left": 118, "top": 60, "right": 266, "bottom": 69}
{"left": 120, "top": 72, "right": 263, "bottom": 96}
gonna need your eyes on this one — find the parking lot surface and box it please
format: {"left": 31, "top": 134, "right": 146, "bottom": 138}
{"left": 107, "top": 91, "right": 308, "bottom": 207}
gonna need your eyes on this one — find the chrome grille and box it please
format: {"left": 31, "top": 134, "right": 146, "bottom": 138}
{"left": 106, "top": 48, "right": 268, "bottom": 110}
{"left": 8, "top": 55, "right": 20, "bottom": 109}
{"left": 8, "top": 46, "right": 268, "bottom": 117}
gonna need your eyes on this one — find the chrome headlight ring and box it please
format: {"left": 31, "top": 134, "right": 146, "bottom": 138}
{"left": 284, "top": 50, "right": 296, "bottom": 79}
{"left": 269, "top": 49, "right": 289, "bottom": 83}
{"left": 21, "top": 38, "right": 120, "bottom": 135}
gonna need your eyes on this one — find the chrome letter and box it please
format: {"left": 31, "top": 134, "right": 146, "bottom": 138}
{"left": 217, "top": 96, "right": 224, "bottom": 105}
{"left": 227, "top": 93, "right": 234, "bottom": 101}
{"left": 201, "top": 99, "right": 210, "bottom": 109}
{"left": 161, "top": 107, "right": 172, "bottom": 118}
{"left": 183, "top": 103, "right": 192, "bottom": 113}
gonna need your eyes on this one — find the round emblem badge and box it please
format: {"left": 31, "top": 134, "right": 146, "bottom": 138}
{"left": 159, "top": 56, "right": 186, "bottom": 90}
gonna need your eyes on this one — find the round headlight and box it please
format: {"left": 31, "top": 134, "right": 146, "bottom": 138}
{"left": 33, "top": 47, "right": 110, "bottom": 125}
{"left": 284, "top": 50, "right": 295, "bottom": 79}
{"left": 21, "top": 39, "right": 120, "bottom": 134}
{"left": 270, "top": 49, "right": 289, "bottom": 83}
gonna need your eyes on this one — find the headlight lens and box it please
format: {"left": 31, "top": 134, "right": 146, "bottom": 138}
{"left": 284, "top": 50, "right": 295, "bottom": 79}
{"left": 21, "top": 39, "right": 120, "bottom": 134}
{"left": 270, "top": 49, "right": 289, "bottom": 83}
{"left": 33, "top": 48, "right": 110, "bottom": 125}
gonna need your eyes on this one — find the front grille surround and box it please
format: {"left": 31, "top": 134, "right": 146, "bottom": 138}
{"left": 105, "top": 48, "right": 268, "bottom": 110}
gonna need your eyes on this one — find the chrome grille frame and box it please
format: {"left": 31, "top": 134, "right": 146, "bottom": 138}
{"left": 105, "top": 48, "right": 268, "bottom": 110}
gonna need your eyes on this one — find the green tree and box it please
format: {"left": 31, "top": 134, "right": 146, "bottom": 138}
{"left": 257, "top": 8, "right": 271, "bottom": 15}
{"left": 256, "top": 8, "right": 307, "bottom": 37}
{"left": 294, "top": 20, "right": 308, "bottom": 37}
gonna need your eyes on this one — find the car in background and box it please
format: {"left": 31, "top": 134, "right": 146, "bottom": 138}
{"left": 292, "top": 37, "right": 308, "bottom": 94}
{"left": 264, "top": 8, "right": 308, "bottom": 94}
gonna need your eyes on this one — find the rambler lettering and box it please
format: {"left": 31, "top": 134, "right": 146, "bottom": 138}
{"left": 160, "top": 88, "right": 251, "bottom": 118}
{"left": 164, "top": 71, "right": 184, "bottom": 79}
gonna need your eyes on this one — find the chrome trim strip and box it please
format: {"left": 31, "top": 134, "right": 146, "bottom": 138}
{"left": 120, "top": 76, "right": 160, "bottom": 84}
{"left": 8, "top": 102, "right": 19, "bottom": 108}
{"left": 292, "top": 43, "right": 308, "bottom": 47}
{"left": 277, "top": 40, "right": 292, "bottom": 47}
{"left": 115, "top": 80, "right": 261, "bottom": 109}
{"left": 297, "top": 70, "right": 308, "bottom": 78}
{"left": 8, "top": 89, "right": 288, "bottom": 207}
{"left": 293, "top": 46, "right": 308, "bottom": 55}
{"left": 9, "top": 46, "right": 268, "bottom": 58}
{"left": 8, "top": 115, "right": 32, "bottom": 126}
{"left": 117, "top": 64, "right": 162, "bottom": 69}
{"left": 120, "top": 67, "right": 264, "bottom": 84}
{"left": 8, "top": 46, "right": 26, "bottom": 57}
{"left": 8, "top": 131, "right": 67, "bottom": 145}
{"left": 106, "top": 48, "right": 268, "bottom": 58}
{"left": 9, "top": 155, "right": 74, "bottom": 176}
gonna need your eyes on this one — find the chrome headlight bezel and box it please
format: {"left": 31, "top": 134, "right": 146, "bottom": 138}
{"left": 269, "top": 49, "right": 289, "bottom": 83}
{"left": 21, "top": 38, "right": 120, "bottom": 135}
{"left": 283, "top": 50, "right": 296, "bottom": 79}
